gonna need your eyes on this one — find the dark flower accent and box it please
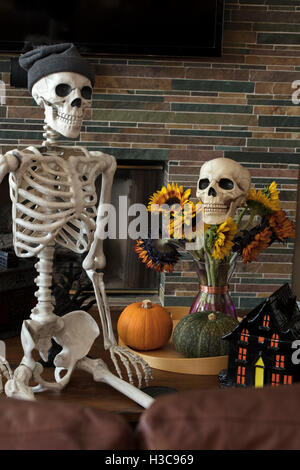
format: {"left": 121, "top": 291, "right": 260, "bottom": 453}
{"left": 242, "top": 227, "right": 272, "bottom": 263}
{"left": 233, "top": 210, "right": 296, "bottom": 261}
{"left": 134, "top": 238, "right": 180, "bottom": 273}
{"left": 232, "top": 230, "right": 253, "bottom": 255}
{"left": 232, "top": 219, "right": 270, "bottom": 256}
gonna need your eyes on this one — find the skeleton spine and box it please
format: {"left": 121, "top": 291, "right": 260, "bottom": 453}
{"left": 42, "top": 123, "right": 58, "bottom": 146}
{"left": 31, "top": 244, "right": 56, "bottom": 322}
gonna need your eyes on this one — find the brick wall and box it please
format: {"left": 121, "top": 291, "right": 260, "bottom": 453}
{"left": 0, "top": 0, "right": 299, "bottom": 309}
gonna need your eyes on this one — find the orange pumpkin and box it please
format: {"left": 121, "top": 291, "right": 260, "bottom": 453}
{"left": 117, "top": 299, "right": 173, "bottom": 351}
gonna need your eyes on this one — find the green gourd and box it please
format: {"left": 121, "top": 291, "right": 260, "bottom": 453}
{"left": 172, "top": 311, "right": 239, "bottom": 358}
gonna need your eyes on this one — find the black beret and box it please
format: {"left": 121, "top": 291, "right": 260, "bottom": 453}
{"left": 19, "top": 43, "right": 95, "bottom": 92}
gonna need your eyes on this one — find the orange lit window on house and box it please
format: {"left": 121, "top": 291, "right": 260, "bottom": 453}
{"left": 275, "top": 355, "right": 285, "bottom": 369}
{"left": 283, "top": 375, "right": 292, "bottom": 385}
{"left": 270, "top": 333, "right": 279, "bottom": 348}
{"left": 240, "top": 329, "right": 249, "bottom": 343}
{"left": 262, "top": 314, "right": 270, "bottom": 328}
{"left": 271, "top": 373, "right": 280, "bottom": 387}
{"left": 237, "top": 366, "right": 246, "bottom": 385}
{"left": 238, "top": 347, "right": 247, "bottom": 361}
{"left": 258, "top": 336, "right": 264, "bottom": 344}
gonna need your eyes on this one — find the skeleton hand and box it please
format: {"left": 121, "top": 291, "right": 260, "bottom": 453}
{"left": 85, "top": 269, "right": 153, "bottom": 388}
{"left": 108, "top": 343, "right": 153, "bottom": 389}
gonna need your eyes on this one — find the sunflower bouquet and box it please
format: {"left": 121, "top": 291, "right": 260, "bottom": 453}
{"left": 135, "top": 180, "right": 295, "bottom": 317}
{"left": 135, "top": 183, "right": 202, "bottom": 272}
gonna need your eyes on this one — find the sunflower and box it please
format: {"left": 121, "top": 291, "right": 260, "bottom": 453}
{"left": 242, "top": 226, "right": 272, "bottom": 263}
{"left": 148, "top": 183, "right": 192, "bottom": 214}
{"left": 268, "top": 210, "right": 296, "bottom": 242}
{"left": 211, "top": 218, "right": 238, "bottom": 261}
{"left": 134, "top": 238, "right": 180, "bottom": 273}
{"left": 264, "top": 181, "right": 280, "bottom": 205}
{"left": 246, "top": 182, "right": 280, "bottom": 216}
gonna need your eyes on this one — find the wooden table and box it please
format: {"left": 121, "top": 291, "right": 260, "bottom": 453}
{"left": 0, "top": 308, "right": 221, "bottom": 423}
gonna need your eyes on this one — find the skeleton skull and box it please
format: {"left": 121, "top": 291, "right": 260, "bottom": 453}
{"left": 31, "top": 72, "right": 92, "bottom": 139}
{"left": 196, "top": 158, "right": 251, "bottom": 225}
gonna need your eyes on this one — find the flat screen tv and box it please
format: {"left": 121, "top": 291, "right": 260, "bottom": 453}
{"left": 0, "top": 0, "right": 224, "bottom": 58}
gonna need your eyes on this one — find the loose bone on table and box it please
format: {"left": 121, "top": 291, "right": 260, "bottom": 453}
{"left": 0, "top": 71, "right": 153, "bottom": 408}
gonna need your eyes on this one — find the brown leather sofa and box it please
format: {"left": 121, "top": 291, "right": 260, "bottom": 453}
{"left": 0, "top": 397, "right": 135, "bottom": 450}
{"left": 1, "top": 383, "right": 300, "bottom": 450}
{"left": 137, "top": 383, "right": 300, "bottom": 450}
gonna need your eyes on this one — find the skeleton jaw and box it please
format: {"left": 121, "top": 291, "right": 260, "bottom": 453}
{"left": 202, "top": 199, "right": 240, "bottom": 225}
{"left": 45, "top": 105, "right": 83, "bottom": 139}
{"left": 55, "top": 109, "right": 83, "bottom": 125}
{"left": 203, "top": 203, "right": 229, "bottom": 225}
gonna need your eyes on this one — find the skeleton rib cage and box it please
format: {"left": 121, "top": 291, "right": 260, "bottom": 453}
{"left": 9, "top": 146, "right": 103, "bottom": 258}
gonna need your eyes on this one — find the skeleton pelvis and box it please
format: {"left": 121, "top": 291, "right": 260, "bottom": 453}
{"left": 53, "top": 311, "right": 100, "bottom": 365}
{"left": 20, "top": 311, "right": 100, "bottom": 393}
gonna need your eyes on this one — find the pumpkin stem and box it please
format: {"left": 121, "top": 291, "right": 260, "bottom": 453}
{"left": 208, "top": 313, "right": 216, "bottom": 321}
{"left": 142, "top": 299, "right": 152, "bottom": 309}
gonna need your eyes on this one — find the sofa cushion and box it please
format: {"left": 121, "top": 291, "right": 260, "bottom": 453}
{"left": 0, "top": 397, "right": 134, "bottom": 450}
{"left": 137, "top": 384, "right": 300, "bottom": 450}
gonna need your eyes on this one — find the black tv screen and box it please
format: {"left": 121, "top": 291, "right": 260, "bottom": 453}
{"left": 0, "top": 0, "right": 224, "bottom": 57}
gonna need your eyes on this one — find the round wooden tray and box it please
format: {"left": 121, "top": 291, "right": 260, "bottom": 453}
{"left": 118, "top": 308, "right": 229, "bottom": 375}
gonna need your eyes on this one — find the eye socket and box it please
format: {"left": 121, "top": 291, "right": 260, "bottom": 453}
{"left": 198, "top": 178, "right": 210, "bottom": 190}
{"left": 81, "top": 86, "right": 92, "bottom": 99}
{"left": 55, "top": 83, "right": 73, "bottom": 97}
{"left": 219, "top": 178, "right": 234, "bottom": 190}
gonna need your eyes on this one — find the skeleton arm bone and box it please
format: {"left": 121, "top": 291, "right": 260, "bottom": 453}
{"left": 83, "top": 152, "right": 117, "bottom": 272}
{"left": 0, "top": 152, "right": 20, "bottom": 183}
{"left": 82, "top": 152, "right": 152, "bottom": 387}
{"left": 83, "top": 152, "right": 117, "bottom": 346}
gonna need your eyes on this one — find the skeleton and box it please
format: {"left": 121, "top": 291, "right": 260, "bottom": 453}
{"left": 196, "top": 158, "right": 251, "bottom": 225}
{"left": 0, "top": 356, "right": 13, "bottom": 393}
{"left": 0, "top": 68, "right": 153, "bottom": 408}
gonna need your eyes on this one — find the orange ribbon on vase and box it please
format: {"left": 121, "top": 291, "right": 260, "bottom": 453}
{"left": 200, "top": 285, "right": 229, "bottom": 294}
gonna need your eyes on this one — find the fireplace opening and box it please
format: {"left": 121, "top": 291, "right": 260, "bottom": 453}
{"left": 101, "top": 160, "right": 164, "bottom": 295}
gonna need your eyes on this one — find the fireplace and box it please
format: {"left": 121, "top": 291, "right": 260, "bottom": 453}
{"left": 101, "top": 161, "right": 164, "bottom": 295}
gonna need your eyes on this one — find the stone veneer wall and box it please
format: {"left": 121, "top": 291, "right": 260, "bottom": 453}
{"left": 0, "top": 0, "right": 299, "bottom": 309}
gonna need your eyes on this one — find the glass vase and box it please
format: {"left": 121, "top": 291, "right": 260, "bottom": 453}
{"left": 189, "top": 256, "right": 237, "bottom": 319}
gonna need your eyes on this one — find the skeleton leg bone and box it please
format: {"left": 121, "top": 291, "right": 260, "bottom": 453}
{"left": 77, "top": 357, "right": 154, "bottom": 409}
{"left": 5, "top": 364, "right": 35, "bottom": 401}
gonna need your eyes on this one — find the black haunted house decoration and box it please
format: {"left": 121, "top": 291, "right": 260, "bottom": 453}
{"left": 219, "top": 284, "right": 300, "bottom": 388}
